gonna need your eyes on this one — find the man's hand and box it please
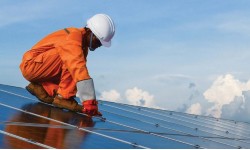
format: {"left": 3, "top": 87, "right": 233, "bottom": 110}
{"left": 82, "top": 100, "right": 102, "bottom": 116}
{"left": 77, "top": 79, "right": 102, "bottom": 116}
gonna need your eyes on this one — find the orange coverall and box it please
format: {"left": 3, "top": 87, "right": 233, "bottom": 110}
{"left": 20, "top": 27, "right": 91, "bottom": 99}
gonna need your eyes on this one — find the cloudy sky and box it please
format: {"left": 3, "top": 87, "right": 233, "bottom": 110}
{"left": 1, "top": 0, "right": 250, "bottom": 122}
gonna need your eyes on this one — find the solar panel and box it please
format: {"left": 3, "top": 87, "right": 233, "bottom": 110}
{"left": 0, "top": 84, "right": 250, "bottom": 148}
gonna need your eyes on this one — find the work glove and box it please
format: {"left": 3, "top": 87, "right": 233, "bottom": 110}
{"left": 76, "top": 78, "right": 102, "bottom": 116}
{"left": 82, "top": 100, "right": 102, "bottom": 116}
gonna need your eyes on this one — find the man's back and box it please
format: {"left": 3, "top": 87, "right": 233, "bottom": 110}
{"left": 32, "top": 27, "right": 84, "bottom": 50}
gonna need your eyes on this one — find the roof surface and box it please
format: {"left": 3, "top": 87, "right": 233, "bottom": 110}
{"left": 0, "top": 84, "right": 250, "bottom": 148}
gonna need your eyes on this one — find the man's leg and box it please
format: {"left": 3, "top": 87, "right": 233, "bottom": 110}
{"left": 52, "top": 64, "right": 82, "bottom": 112}
{"left": 57, "top": 65, "right": 77, "bottom": 99}
{"left": 20, "top": 49, "right": 62, "bottom": 102}
{"left": 20, "top": 49, "right": 81, "bottom": 111}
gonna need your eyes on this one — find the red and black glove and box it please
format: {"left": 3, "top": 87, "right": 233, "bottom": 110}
{"left": 82, "top": 100, "right": 102, "bottom": 116}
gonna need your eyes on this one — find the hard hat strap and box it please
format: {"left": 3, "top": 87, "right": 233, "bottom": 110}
{"left": 89, "top": 32, "right": 95, "bottom": 51}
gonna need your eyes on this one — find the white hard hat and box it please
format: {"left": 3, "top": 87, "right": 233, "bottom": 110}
{"left": 86, "top": 14, "right": 115, "bottom": 47}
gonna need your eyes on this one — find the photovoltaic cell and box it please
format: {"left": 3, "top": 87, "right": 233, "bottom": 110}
{"left": 0, "top": 84, "right": 250, "bottom": 148}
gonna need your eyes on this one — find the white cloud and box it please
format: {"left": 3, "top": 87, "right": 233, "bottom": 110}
{"left": 186, "top": 103, "right": 202, "bottom": 115}
{"left": 204, "top": 74, "right": 247, "bottom": 105}
{"left": 99, "top": 89, "right": 121, "bottom": 102}
{"left": 98, "top": 87, "right": 158, "bottom": 108}
{"left": 206, "top": 105, "right": 222, "bottom": 118}
{"left": 221, "top": 92, "right": 250, "bottom": 122}
{"left": 203, "top": 74, "right": 250, "bottom": 118}
{"left": 125, "top": 87, "right": 156, "bottom": 108}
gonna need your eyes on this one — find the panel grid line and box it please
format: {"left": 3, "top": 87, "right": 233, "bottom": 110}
{"left": 101, "top": 103, "right": 249, "bottom": 148}
{"left": 103, "top": 103, "right": 250, "bottom": 139}
{"left": 0, "top": 129, "right": 55, "bottom": 149}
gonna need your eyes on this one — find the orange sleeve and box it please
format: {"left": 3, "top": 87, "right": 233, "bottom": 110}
{"left": 56, "top": 30, "right": 90, "bottom": 82}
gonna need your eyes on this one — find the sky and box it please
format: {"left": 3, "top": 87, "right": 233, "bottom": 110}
{"left": 1, "top": 0, "right": 250, "bottom": 122}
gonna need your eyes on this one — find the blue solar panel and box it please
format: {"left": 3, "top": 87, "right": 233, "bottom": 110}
{"left": 0, "top": 84, "right": 250, "bottom": 148}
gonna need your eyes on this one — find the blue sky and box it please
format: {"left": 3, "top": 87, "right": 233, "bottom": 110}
{"left": 1, "top": 0, "right": 250, "bottom": 122}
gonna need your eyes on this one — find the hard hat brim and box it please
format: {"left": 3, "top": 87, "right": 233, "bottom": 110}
{"left": 100, "top": 39, "right": 111, "bottom": 47}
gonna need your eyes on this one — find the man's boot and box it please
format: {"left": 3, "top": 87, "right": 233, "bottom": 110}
{"left": 26, "top": 83, "right": 54, "bottom": 104}
{"left": 53, "top": 95, "right": 82, "bottom": 112}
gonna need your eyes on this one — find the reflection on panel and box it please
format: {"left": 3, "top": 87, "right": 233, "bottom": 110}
{"left": 0, "top": 101, "right": 136, "bottom": 148}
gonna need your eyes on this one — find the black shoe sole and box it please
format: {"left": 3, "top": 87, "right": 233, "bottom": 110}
{"left": 26, "top": 86, "right": 35, "bottom": 96}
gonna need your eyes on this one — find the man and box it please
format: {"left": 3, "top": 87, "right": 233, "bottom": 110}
{"left": 20, "top": 14, "right": 115, "bottom": 116}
